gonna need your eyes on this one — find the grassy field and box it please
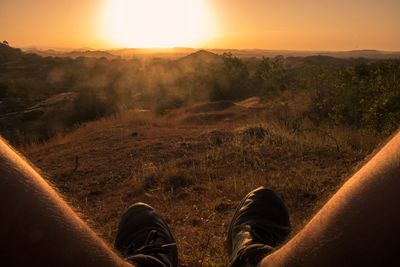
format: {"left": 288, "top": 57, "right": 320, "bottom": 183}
{"left": 23, "top": 97, "right": 382, "bottom": 266}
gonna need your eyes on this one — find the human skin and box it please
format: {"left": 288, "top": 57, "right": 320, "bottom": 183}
{"left": 260, "top": 130, "right": 400, "bottom": 267}
{"left": 0, "top": 138, "right": 133, "bottom": 267}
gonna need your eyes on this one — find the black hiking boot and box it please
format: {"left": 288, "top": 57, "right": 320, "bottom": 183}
{"left": 114, "top": 203, "right": 178, "bottom": 267}
{"left": 227, "top": 187, "right": 291, "bottom": 267}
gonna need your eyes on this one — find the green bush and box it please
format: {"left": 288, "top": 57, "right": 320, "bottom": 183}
{"left": 208, "top": 53, "right": 251, "bottom": 101}
{"left": 65, "top": 90, "right": 113, "bottom": 126}
{"left": 310, "top": 60, "right": 400, "bottom": 133}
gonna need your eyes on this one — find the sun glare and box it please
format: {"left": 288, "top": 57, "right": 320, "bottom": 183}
{"left": 100, "top": 0, "right": 216, "bottom": 48}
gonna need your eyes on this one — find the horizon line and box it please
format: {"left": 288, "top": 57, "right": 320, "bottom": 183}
{"left": 17, "top": 45, "right": 400, "bottom": 54}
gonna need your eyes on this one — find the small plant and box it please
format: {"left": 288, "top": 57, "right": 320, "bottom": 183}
{"left": 163, "top": 173, "right": 194, "bottom": 192}
{"left": 242, "top": 126, "right": 267, "bottom": 140}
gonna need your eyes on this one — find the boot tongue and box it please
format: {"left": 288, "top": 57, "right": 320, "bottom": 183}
{"left": 231, "top": 226, "right": 253, "bottom": 256}
{"left": 229, "top": 243, "right": 275, "bottom": 267}
{"left": 230, "top": 225, "right": 277, "bottom": 267}
{"left": 125, "top": 229, "right": 176, "bottom": 267}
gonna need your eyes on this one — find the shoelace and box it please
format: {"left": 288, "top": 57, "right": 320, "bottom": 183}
{"left": 251, "top": 227, "right": 278, "bottom": 246}
{"left": 125, "top": 230, "right": 176, "bottom": 261}
{"left": 230, "top": 243, "right": 273, "bottom": 267}
{"left": 229, "top": 226, "right": 283, "bottom": 267}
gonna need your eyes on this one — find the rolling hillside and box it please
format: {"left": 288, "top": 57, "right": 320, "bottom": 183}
{"left": 24, "top": 99, "right": 370, "bottom": 266}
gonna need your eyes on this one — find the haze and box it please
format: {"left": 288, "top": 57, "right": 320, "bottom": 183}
{"left": 1, "top": 0, "right": 399, "bottom": 50}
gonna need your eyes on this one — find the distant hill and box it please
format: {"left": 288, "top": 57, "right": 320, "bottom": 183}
{"left": 22, "top": 46, "right": 400, "bottom": 60}
{"left": 106, "top": 47, "right": 196, "bottom": 59}
{"left": 178, "top": 50, "right": 221, "bottom": 64}
{"left": 25, "top": 49, "right": 119, "bottom": 59}
{"left": 175, "top": 50, "right": 222, "bottom": 73}
{"left": 110, "top": 48, "right": 400, "bottom": 59}
{"left": 209, "top": 49, "right": 400, "bottom": 59}
{"left": 0, "top": 43, "right": 24, "bottom": 61}
{"left": 311, "top": 50, "right": 400, "bottom": 59}
{"left": 62, "top": 50, "right": 119, "bottom": 59}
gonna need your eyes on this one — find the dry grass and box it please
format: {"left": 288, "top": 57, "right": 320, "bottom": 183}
{"left": 23, "top": 100, "right": 384, "bottom": 266}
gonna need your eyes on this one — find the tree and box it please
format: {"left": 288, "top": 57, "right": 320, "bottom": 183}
{"left": 253, "top": 56, "right": 285, "bottom": 95}
{"left": 208, "top": 53, "right": 250, "bottom": 101}
{"left": 253, "top": 57, "right": 272, "bottom": 91}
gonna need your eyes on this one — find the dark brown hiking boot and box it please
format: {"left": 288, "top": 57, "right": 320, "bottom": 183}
{"left": 227, "top": 187, "right": 291, "bottom": 267}
{"left": 114, "top": 203, "right": 178, "bottom": 267}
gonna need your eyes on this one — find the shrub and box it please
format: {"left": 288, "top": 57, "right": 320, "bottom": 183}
{"left": 65, "top": 90, "right": 114, "bottom": 127}
{"left": 155, "top": 95, "right": 184, "bottom": 115}
{"left": 163, "top": 173, "right": 194, "bottom": 192}
{"left": 208, "top": 53, "right": 251, "bottom": 101}
{"left": 310, "top": 60, "right": 400, "bottom": 133}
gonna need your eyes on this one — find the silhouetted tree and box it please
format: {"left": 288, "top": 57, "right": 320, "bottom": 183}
{"left": 209, "top": 53, "right": 250, "bottom": 100}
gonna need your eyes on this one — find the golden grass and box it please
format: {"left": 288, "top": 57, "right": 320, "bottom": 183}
{"left": 23, "top": 100, "right": 387, "bottom": 266}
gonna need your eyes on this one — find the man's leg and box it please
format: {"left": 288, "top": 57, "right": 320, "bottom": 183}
{"left": 228, "top": 130, "right": 400, "bottom": 267}
{"left": 0, "top": 137, "right": 132, "bottom": 267}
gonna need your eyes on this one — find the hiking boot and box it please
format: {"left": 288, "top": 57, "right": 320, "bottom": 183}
{"left": 114, "top": 203, "right": 178, "bottom": 267}
{"left": 227, "top": 187, "right": 291, "bottom": 267}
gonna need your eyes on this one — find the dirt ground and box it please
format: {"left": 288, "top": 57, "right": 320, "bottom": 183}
{"left": 25, "top": 101, "right": 368, "bottom": 266}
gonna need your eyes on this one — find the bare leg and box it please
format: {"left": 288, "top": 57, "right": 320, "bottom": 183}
{"left": 260, "top": 131, "right": 400, "bottom": 267}
{"left": 0, "top": 138, "right": 132, "bottom": 267}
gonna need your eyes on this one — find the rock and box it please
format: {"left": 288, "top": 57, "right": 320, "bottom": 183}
{"left": 214, "top": 202, "right": 234, "bottom": 214}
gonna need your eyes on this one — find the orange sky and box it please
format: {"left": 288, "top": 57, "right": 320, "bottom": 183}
{"left": 1, "top": 0, "right": 399, "bottom": 51}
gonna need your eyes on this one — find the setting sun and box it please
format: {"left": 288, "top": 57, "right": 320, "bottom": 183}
{"left": 100, "top": 0, "right": 216, "bottom": 48}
